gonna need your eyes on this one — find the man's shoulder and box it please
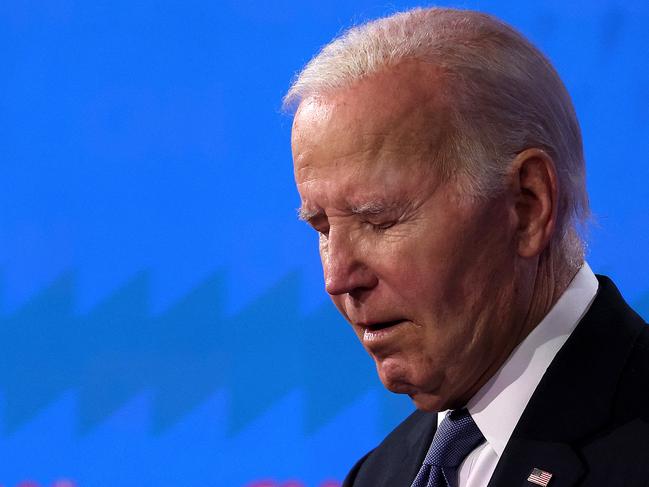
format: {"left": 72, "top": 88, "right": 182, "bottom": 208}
{"left": 577, "top": 322, "right": 649, "bottom": 485}
{"left": 342, "top": 408, "right": 436, "bottom": 487}
{"left": 613, "top": 319, "right": 649, "bottom": 418}
{"left": 595, "top": 274, "right": 649, "bottom": 418}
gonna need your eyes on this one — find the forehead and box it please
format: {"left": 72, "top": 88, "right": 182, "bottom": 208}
{"left": 292, "top": 60, "right": 450, "bottom": 158}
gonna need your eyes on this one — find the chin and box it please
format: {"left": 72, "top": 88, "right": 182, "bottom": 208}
{"left": 376, "top": 356, "right": 449, "bottom": 406}
{"left": 377, "top": 358, "right": 447, "bottom": 411}
{"left": 376, "top": 356, "right": 413, "bottom": 390}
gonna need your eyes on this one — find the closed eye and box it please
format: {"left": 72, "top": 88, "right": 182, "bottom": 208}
{"left": 352, "top": 202, "right": 405, "bottom": 233}
{"left": 367, "top": 220, "right": 397, "bottom": 231}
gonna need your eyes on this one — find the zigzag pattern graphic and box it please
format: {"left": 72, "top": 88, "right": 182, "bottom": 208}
{"left": 0, "top": 271, "right": 414, "bottom": 436}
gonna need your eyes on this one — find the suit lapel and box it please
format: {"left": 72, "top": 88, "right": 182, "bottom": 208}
{"left": 487, "top": 438, "right": 583, "bottom": 487}
{"left": 487, "top": 276, "right": 645, "bottom": 487}
{"left": 385, "top": 411, "right": 438, "bottom": 486}
{"left": 345, "top": 408, "right": 439, "bottom": 487}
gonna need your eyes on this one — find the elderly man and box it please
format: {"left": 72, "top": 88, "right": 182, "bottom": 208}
{"left": 285, "top": 7, "right": 649, "bottom": 487}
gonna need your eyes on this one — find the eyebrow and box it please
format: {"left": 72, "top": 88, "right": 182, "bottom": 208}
{"left": 350, "top": 201, "right": 396, "bottom": 216}
{"left": 297, "top": 207, "right": 322, "bottom": 222}
{"left": 297, "top": 201, "right": 399, "bottom": 222}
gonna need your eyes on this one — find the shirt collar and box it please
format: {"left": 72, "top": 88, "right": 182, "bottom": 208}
{"left": 437, "top": 262, "right": 598, "bottom": 457}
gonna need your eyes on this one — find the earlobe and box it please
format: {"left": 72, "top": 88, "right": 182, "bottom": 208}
{"left": 511, "top": 148, "right": 558, "bottom": 258}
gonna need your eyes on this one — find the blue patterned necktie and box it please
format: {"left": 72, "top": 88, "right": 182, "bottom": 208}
{"left": 411, "top": 408, "right": 486, "bottom": 487}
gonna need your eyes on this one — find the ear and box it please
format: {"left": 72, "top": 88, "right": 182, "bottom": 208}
{"left": 510, "top": 148, "right": 558, "bottom": 258}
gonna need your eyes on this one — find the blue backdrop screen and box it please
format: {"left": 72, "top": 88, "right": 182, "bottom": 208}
{"left": 1, "top": 1, "right": 647, "bottom": 486}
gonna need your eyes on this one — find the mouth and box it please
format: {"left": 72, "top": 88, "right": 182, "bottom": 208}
{"left": 359, "top": 319, "right": 407, "bottom": 342}
{"left": 365, "top": 319, "right": 404, "bottom": 330}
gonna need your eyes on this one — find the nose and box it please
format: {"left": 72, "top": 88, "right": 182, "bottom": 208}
{"left": 321, "top": 227, "right": 378, "bottom": 297}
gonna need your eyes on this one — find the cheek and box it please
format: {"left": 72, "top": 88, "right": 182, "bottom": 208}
{"left": 381, "top": 251, "right": 460, "bottom": 313}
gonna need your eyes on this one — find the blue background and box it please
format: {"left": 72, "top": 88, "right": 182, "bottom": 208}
{"left": 1, "top": 1, "right": 648, "bottom": 486}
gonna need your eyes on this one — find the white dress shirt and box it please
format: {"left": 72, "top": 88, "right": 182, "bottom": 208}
{"left": 436, "top": 263, "right": 599, "bottom": 487}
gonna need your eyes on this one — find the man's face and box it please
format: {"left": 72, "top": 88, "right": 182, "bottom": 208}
{"left": 291, "top": 63, "right": 528, "bottom": 411}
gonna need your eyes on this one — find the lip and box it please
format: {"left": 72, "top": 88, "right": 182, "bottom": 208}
{"left": 359, "top": 319, "right": 408, "bottom": 343}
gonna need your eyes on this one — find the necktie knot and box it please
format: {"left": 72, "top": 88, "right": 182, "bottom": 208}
{"left": 411, "top": 408, "right": 485, "bottom": 487}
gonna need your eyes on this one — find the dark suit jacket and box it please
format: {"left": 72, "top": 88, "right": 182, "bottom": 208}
{"left": 343, "top": 276, "right": 649, "bottom": 487}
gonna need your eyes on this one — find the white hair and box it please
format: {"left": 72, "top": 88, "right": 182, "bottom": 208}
{"left": 284, "top": 7, "right": 589, "bottom": 270}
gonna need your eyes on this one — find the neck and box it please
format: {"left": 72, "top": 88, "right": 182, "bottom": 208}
{"left": 520, "top": 248, "right": 581, "bottom": 344}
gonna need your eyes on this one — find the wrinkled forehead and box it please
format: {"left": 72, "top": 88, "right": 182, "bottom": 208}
{"left": 291, "top": 60, "right": 452, "bottom": 154}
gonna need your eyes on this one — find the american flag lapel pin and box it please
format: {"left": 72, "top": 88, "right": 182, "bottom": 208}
{"left": 527, "top": 467, "right": 553, "bottom": 486}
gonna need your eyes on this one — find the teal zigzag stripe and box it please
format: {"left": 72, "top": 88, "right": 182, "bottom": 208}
{"left": 0, "top": 271, "right": 414, "bottom": 435}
